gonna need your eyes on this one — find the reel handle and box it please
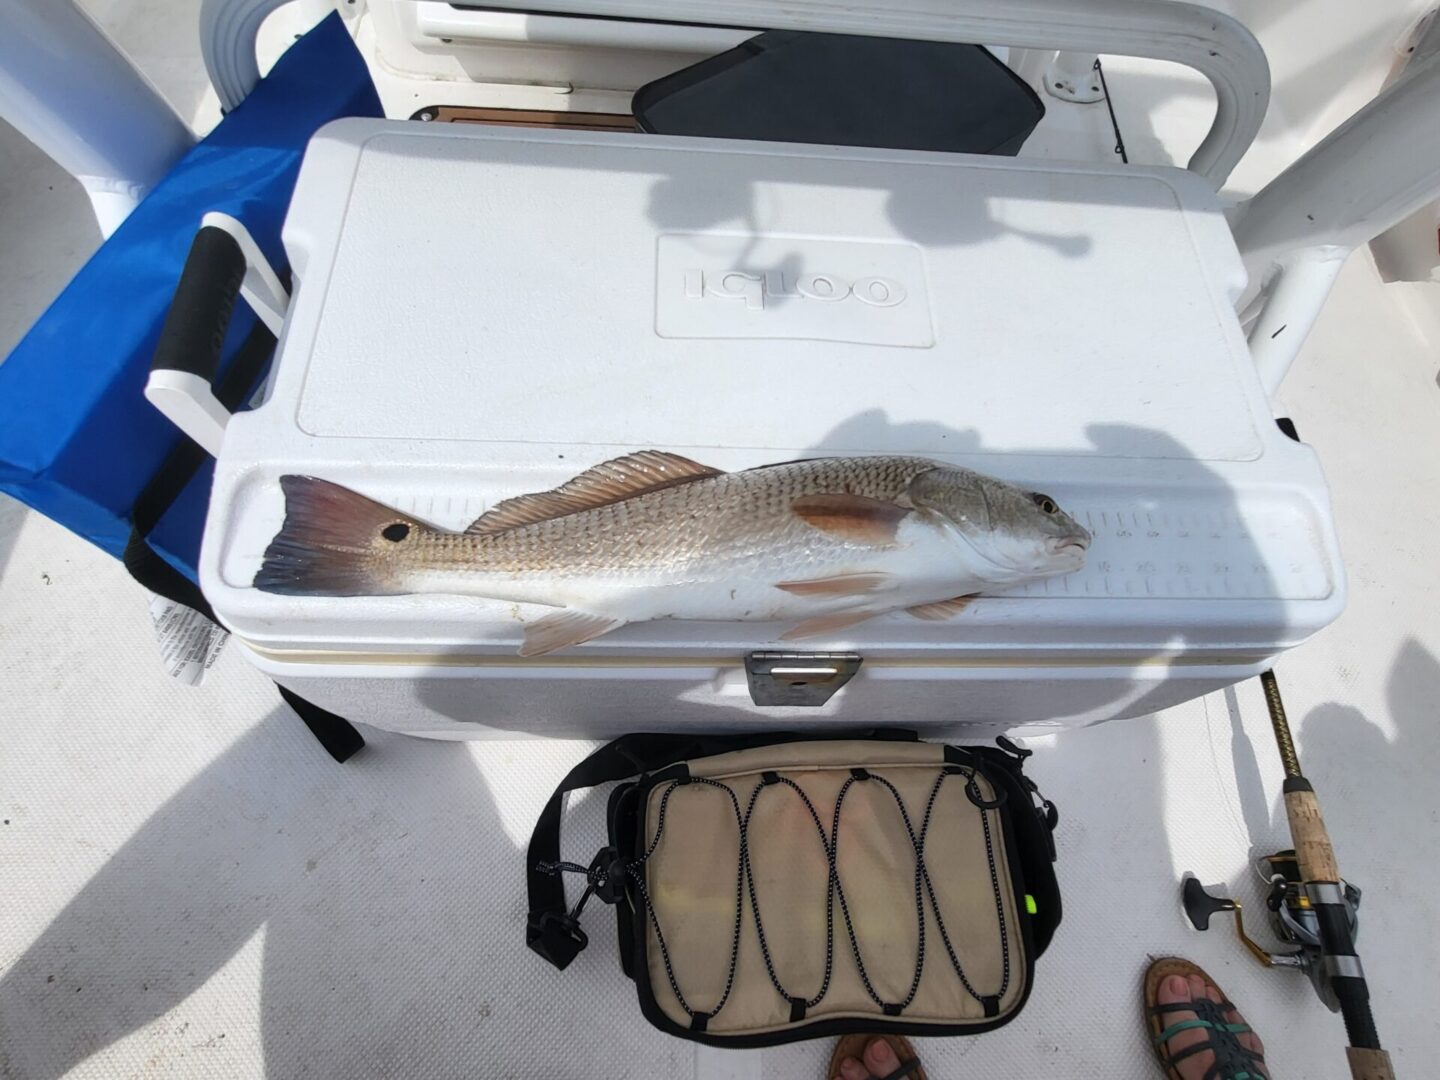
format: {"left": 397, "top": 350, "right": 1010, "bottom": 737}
{"left": 1182, "top": 878, "right": 1274, "bottom": 969}
{"left": 1182, "top": 877, "right": 1235, "bottom": 931}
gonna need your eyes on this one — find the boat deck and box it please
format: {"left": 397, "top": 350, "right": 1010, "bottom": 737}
{"left": 3, "top": 3, "right": 1438, "bottom": 1076}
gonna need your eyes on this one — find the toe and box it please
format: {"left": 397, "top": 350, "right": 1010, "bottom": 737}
{"left": 1157, "top": 973, "right": 1191, "bottom": 1004}
{"left": 862, "top": 1038, "right": 903, "bottom": 1078}
{"left": 838, "top": 1056, "right": 871, "bottom": 1080}
{"left": 1156, "top": 973, "right": 1216, "bottom": 1080}
{"left": 1189, "top": 973, "right": 1210, "bottom": 1002}
{"left": 1223, "top": 1002, "right": 1268, "bottom": 1077}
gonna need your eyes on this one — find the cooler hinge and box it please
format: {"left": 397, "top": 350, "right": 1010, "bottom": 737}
{"left": 744, "top": 651, "right": 862, "bottom": 707}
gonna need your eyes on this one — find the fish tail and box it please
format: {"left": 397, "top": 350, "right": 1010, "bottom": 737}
{"left": 253, "top": 476, "right": 416, "bottom": 596}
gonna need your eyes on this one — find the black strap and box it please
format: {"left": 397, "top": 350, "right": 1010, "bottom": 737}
{"left": 1157, "top": 996, "right": 1265, "bottom": 1079}
{"left": 525, "top": 728, "right": 918, "bottom": 969}
{"left": 124, "top": 527, "right": 215, "bottom": 621}
{"left": 125, "top": 313, "right": 280, "bottom": 621}
{"left": 877, "top": 1058, "right": 923, "bottom": 1080}
{"left": 1148, "top": 1000, "right": 1238, "bottom": 1017}
{"left": 276, "top": 685, "right": 366, "bottom": 763}
{"left": 1166, "top": 1041, "right": 1218, "bottom": 1068}
{"left": 126, "top": 287, "right": 365, "bottom": 763}
{"left": 1200, "top": 1060, "right": 1266, "bottom": 1080}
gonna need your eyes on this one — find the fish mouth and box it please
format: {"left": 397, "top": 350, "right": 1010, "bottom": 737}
{"left": 1047, "top": 535, "right": 1091, "bottom": 559}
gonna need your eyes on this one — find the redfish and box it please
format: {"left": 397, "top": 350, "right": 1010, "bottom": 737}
{"left": 254, "top": 451, "right": 1089, "bottom": 655}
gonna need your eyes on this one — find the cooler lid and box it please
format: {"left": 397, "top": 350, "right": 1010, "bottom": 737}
{"left": 284, "top": 120, "right": 1262, "bottom": 459}
{"left": 202, "top": 119, "right": 1343, "bottom": 660}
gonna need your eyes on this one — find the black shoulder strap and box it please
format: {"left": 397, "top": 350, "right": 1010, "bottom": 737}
{"left": 526, "top": 728, "right": 918, "bottom": 969}
{"left": 125, "top": 316, "right": 366, "bottom": 763}
{"left": 276, "top": 685, "right": 366, "bottom": 762}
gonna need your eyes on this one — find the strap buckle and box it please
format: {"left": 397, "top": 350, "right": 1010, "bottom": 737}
{"left": 995, "top": 735, "right": 1033, "bottom": 760}
{"left": 527, "top": 845, "right": 632, "bottom": 969}
{"left": 589, "top": 846, "right": 628, "bottom": 906}
{"left": 1018, "top": 774, "right": 1060, "bottom": 860}
{"left": 526, "top": 911, "right": 589, "bottom": 970}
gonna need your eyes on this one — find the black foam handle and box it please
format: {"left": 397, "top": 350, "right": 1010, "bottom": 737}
{"left": 152, "top": 225, "right": 247, "bottom": 380}
{"left": 1314, "top": 901, "right": 1382, "bottom": 1051}
{"left": 1334, "top": 978, "right": 1381, "bottom": 1051}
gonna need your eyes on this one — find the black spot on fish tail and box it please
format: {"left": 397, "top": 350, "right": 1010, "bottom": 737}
{"left": 253, "top": 476, "right": 416, "bottom": 596}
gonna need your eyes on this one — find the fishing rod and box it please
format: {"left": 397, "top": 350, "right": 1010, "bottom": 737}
{"left": 1182, "top": 670, "right": 1396, "bottom": 1080}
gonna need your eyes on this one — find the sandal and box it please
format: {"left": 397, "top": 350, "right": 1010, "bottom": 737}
{"left": 825, "top": 1035, "right": 927, "bottom": 1080}
{"left": 1144, "top": 957, "right": 1268, "bottom": 1079}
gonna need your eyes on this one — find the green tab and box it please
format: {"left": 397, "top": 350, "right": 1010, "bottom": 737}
{"left": 1025, "top": 894, "right": 1038, "bottom": 915}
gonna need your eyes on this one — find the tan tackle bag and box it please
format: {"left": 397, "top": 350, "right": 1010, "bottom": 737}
{"left": 526, "top": 730, "right": 1060, "bottom": 1046}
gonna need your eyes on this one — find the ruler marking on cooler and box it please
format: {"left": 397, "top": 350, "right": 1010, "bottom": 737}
{"left": 1046, "top": 502, "right": 1325, "bottom": 601}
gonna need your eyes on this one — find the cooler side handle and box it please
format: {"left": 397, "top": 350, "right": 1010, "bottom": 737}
{"left": 145, "top": 212, "right": 288, "bottom": 457}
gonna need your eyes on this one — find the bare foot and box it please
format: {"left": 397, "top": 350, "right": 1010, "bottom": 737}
{"left": 834, "top": 1037, "right": 902, "bottom": 1080}
{"left": 1156, "top": 972, "right": 1270, "bottom": 1079}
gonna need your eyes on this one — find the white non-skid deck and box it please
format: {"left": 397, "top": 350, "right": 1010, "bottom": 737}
{"left": 3, "top": 3, "right": 1440, "bottom": 1077}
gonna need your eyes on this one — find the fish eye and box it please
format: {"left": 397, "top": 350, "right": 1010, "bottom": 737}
{"left": 381, "top": 522, "right": 411, "bottom": 542}
{"left": 1031, "top": 493, "right": 1058, "bottom": 515}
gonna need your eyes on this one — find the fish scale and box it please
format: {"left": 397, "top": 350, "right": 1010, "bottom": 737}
{"left": 428, "top": 458, "right": 929, "bottom": 579}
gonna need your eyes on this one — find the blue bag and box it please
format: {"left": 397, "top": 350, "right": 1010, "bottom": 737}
{"left": 0, "top": 13, "right": 381, "bottom": 583}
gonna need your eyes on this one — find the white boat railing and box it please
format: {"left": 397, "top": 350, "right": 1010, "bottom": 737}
{"left": 1234, "top": 23, "right": 1440, "bottom": 393}
{"left": 203, "top": 0, "right": 1270, "bottom": 185}
{"left": 0, "top": 0, "right": 194, "bottom": 236}
{"left": 13, "top": 0, "right": 1440, "bottom": 400}
{"left": 480, "top": 0, "right": 1272, "bottom": 186}
{"left": 200, "top": 0, "right": 317, "bottom": 115}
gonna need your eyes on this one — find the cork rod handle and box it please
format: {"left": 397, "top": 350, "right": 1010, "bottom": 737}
{"left": 1347, "top": 1046, "right": 1397, "bottom": 1080}
{"left": 1283, "top": 786, "right": 1341, "bottom": 883}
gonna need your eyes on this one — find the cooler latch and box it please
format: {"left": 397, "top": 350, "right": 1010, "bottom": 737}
{"left": 744, "top": 651, "right": 862, "bottom": 707}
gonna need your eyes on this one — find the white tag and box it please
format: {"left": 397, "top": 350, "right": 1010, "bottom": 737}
{"left": 148, "top": 594, "right": 229, "bottom": 686}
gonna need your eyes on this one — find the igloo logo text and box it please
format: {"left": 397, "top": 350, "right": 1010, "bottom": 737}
{"left": 683, "top": 269, "right": 908, "bottom": 311}
{"left": 655, "top": 235, "right": 933, "bottom": 347}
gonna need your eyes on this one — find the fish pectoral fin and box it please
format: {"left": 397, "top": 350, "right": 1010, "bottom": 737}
{"left": 790, "top": 494, "right": 910, "bottom": 545}
{"left": 467, "top": 451, "right": 723, "bottom": 535}
{"left": 906, "top": 594, "right": 981, "bottom": 621}
{"left": 775, "top": 572, "right": 895, "bottom": 597}
{"left": 519, "top": 609, "right": 627, "bottom": 656}
{"left": 782, "top": 608, "right": 884, "bottom": 641}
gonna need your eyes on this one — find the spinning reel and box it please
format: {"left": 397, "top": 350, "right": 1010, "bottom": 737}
{"left": 1178, "top": 671, "right": 1390, "bottom": 1080}
{"left": 1184, "top": 851, "right": 1363, "bottom": 1012}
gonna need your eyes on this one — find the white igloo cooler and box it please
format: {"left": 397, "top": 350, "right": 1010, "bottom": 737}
{"left": 196, "top": 118, "right": 1345, "bottom": 739}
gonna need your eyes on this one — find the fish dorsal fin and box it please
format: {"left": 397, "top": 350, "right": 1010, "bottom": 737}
{"left": 466, "top": 451, "right": 723, "bottom": 535}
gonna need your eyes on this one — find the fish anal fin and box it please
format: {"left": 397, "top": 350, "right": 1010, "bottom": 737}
{"left": 467, "top": 451, "right": 722, "bottom": 535}
{"left": 519, "top": 609, "right": 626, "bottom": 657}
{"left": 775, "top": 572, "right": 894, "bottom": 598}
{"left": 791, "top": 494, "right": 909, "bottom": 545}
{"left": 907, "top": 594, "right": 980, "bottom": 621}
{"left": 782, "top": 608, "right": 883, "bottom": 641}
